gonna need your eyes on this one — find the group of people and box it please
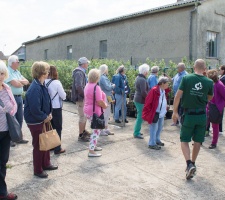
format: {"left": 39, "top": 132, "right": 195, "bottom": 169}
{"left": 70, "top": 56, "right": 225, "bottom": 181}
{"left": 0, "top": 56, "right": 225, "bottom": 199}
{"left": 133, "top": 59, "right": 225, "bottom": 180}
{"left": 0, "top": 56, "right": 67, "bottom": 199}
{"left": 71, "top": 58, "right": 131, "bottom": 157}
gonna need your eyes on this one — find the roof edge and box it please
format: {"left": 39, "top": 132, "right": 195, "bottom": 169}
{"left": 11, "top": 45, "right": 25, "bottom": 56}
{"left": 23, "top": 0, "right": 201, "bottom": 45}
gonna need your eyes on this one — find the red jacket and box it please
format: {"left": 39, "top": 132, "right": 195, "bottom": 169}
{"left": 165, "top": 88, "right": 171, "bottom": 100}
{"left": 142, "top": 85, "right": 160, "bottom": 124}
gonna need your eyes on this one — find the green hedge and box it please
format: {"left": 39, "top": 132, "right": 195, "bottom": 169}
{"left": 19, "top": 57, "right": 196, "bottom": 94}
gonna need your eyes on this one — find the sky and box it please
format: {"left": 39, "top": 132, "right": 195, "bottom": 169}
{"left": 0, "top": 0, "right": 176, "bottom": 55}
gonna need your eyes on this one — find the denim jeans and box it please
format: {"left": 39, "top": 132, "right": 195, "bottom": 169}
{"left": 0, "top": 131, "right": 11, "bottom": 196}
{"left": 14, "top": 95, "right": 23, "bottom": 129}
{"left": 114, "top": 94, "right": 127, "bottom": 120}
{"left": 133, "top": 102, "right": 144, "bottom": 136}
{"left": 149, "top": 117, "right": 164, "bottom": 146}
{"left": 51, "top": 108, "right": 62, "bottom": 153}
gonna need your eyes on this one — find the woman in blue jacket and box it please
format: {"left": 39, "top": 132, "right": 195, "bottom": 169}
{"left": 99, "top": 64, "right": 115, "bottom": 136}
{"left": 24, "top": 61, "right": 58, "bottom": 178}
{"left": 112, "top": 65, "right": 130, "bottom": 123}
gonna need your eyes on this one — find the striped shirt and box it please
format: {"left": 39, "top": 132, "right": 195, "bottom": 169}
{"left": 0, "top": 88, "right": 14, "bottom": 131}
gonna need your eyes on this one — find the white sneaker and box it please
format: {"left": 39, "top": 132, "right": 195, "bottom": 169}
{"left": 94, "top": 146, "right": 102, "bottom": 151}
{"left": 100, "top": 130, "right": 108, "bottom": 136}
{"left": 219, "top": 132, "right": 223, "bottom": 135}
{"left": 88, "top": 153, "right": 102, "bottom": 157}
{"left": 104, "top": 129, "right": 114, "bottom": 135}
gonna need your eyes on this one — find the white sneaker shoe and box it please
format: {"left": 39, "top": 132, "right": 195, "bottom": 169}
{"left": 100, "top": 130, "right": 108, "bottom": 136}
{"left": 219, "top": 132, "right": 223, "bottom": 135}
{"left": 94, "top": 146, "right": 102, "bottom": 151}
{"left": 88, "top": 153, "right": 102, "bottom": 157}
{"left": 104, "top": 129, "right": 114, "bottom": 135}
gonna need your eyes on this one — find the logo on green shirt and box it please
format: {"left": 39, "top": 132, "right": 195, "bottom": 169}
{"left": 191, "top": 82, "right": 204, "bottom": 97}
{"left": 192, "top": 82, "right": 203, "bottom": 91}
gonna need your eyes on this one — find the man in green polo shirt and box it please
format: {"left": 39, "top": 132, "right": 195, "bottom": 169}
{"left": 5, "top": 55, "right": 29, "bottom": 146}
{"left": 172, "top": 59, "right": 213, "bottom": 180}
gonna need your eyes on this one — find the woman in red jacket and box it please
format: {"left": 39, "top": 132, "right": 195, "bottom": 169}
{"left": 142, "top": 76, "right": 169, "bottom": 150}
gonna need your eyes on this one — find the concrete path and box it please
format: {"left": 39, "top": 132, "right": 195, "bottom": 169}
{"left": 6, "top": 102, "right": 225, "bottom": 200}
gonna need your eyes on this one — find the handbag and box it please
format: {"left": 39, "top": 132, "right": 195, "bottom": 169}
{"left": 39, "top": 122, "right": 61, "bottom": 151}
{"left": 0, "top": 99, "right": 22, "bottom": 142}
{"left": 152, "top": 112, "right": 159, "bottom": 123}
{"left": 90, "top": 85, "right": 105, "bottom": 129}
{"left": 152, "top": 93, "right": 164, "bottom": 123}
{"left": 208, "top": 102, "right": 223, "bottom": 124}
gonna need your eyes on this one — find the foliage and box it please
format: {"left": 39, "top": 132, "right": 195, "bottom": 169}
{"left": 19, "top": 58, "right": 196, "bottom": 94}
{"left": 6, "top": 164, "right": 12, "bottom": 169}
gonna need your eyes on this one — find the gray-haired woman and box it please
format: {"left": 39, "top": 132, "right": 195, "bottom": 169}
{"left": 133, "top": 64, "right": 149, "bottom": 139}
{"left": 0, "top": 60, "right": 18, "bottom": 199}
{"left": 142, "top": 76, "right": 169, "bottom": 150}
{"left": 147, "top": 66, "right": 159, "bottom": 90}
{"left": 99, "top": 64, "right": 115, "bottom": 136}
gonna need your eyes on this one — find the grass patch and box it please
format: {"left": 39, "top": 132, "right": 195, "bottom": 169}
{"left": 6, "top": 164, "right": 12, "bottom": 169}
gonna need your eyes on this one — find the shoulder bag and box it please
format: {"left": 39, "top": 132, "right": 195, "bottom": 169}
{"left": 0, "top": 99, "right": 22, "bottom": 142}
{"left": 208, "top": 101, "right": 223, "bottom": 124}
{"left": 90, "top": 85, "right": 105, "bottom": 129}
{"left": 152, "top": 93, "right": 164, "bottom": 123}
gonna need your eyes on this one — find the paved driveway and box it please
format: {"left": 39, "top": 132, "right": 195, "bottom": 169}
{"left": 7, "top": 102, "right": 225, "bottom": 199}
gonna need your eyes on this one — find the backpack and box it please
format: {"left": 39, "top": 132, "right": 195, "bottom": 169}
{"left": 45, "top": 79, "right": 58, "bottom": 101}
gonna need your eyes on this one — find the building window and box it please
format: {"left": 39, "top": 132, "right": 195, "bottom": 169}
{"left": 67, "top": 45, "right": 72, "bottom": 60}
{"left": 99, "top": 40, "right": 107, "bottom": 59}
{"left": 44, "top": 49, "right": 48, "bottom": 60}
{"left": 206, "top": 31, "right": 218, "bottom": 58}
